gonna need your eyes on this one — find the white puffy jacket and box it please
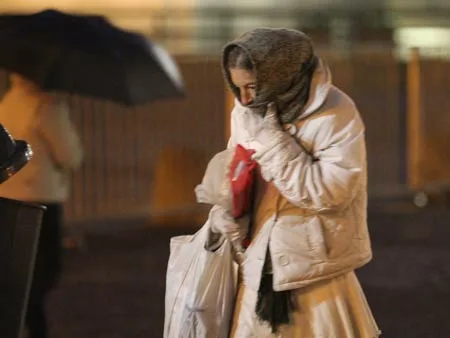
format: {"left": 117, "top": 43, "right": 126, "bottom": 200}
{"left": 216, "top": 59, "right": 372, "bottom": 292}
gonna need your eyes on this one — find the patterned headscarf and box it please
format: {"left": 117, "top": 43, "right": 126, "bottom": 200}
{"left": 222, "top": 28, "right": 318, "bottom": 124}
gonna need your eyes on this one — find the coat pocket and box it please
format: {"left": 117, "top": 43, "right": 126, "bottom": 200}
{"left": 270, "top": 215, "right": 327, "bottom": 265}
{"left": 319, "top": 215, "right": 354, "bottom": 260}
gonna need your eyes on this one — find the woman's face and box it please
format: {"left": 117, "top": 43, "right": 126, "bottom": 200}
{"left": 229, "top": 67, "right": 256, "bottom": 105}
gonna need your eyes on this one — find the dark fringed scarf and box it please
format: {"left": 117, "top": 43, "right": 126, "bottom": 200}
{"left": 256, "top": 272, "right": 296, "bottom": 334}
{"left": 242, "top": 168, "right": 297, "bottom": 333}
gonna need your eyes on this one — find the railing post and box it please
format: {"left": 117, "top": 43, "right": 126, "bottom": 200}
{"left": 407, "top": 47, "right": 423, "bottom": 189}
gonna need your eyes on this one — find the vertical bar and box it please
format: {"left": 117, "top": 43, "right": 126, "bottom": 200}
{"left": 407, "top": 47, "right": 423, "bottom": 189}
{"left": 398, "top": 61, "right": 408, "bottom": 185}
{"left": 104, "top": 102, "right": 115, "bottom": 218}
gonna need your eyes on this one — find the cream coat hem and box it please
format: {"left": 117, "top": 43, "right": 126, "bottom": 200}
{"left": 230, "top": 271, "right": 381, "bottom": 338}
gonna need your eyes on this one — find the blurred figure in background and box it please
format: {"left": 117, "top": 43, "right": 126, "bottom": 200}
{"left": 0, "top": 73, "right": 83, "bottom": 338}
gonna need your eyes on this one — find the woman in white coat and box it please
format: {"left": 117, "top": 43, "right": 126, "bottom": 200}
{"left": 210, "top": 28, "right": 381, "bottom": 337}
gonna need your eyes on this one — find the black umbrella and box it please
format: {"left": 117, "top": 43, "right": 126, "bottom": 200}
{"left": 0, "top": 9, "right": 184, "bottom": 105}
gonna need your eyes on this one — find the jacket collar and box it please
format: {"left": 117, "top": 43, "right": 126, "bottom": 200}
{"left": 298, "top": 58, "right": 332, "bottom": 120}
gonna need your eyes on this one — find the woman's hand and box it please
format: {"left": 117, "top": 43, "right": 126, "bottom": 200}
{"left": 250, "top": 103, "right": 299, "bottom": 167}
{"left": 251, "top": 103, "right": 287, "bottom": 152}
{"left": 249, "top": 103, "right": 304, "bottom": 183}
{"left": 209, "top": 205, "right": 248, "bottom": 255}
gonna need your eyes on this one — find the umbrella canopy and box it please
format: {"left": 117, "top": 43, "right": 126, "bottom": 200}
{"left": 0, "top": 9, "right": 184, "bottom": 105}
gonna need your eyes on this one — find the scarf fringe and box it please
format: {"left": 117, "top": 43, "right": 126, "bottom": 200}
{"left": 255, "top": 273, "right": 296, "bottom": 334}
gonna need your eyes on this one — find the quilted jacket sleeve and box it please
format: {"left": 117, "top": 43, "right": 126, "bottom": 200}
{"left": 253, "top": 105, "right": 366, "bottom": 212}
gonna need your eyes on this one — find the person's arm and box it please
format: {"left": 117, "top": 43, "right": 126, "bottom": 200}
{"left": 37, "top": 99, "right": 83, "bottom": 171}
{"left": 207, "top": 103, "right": 248, "bottom": 257}
{"left": 252, "top": 102, "right": 366, "bottom": 212}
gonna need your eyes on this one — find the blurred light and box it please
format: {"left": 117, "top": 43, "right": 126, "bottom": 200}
{"left": 395, "top": 27, "right": 450, "bottom": 48}
{"left": 394, "top": 27, "right": 450, "bottom": 59}
{"left": 413, "top": 191, "right": 428, "bottom": 208}
{"left": 0, "top": 0, "right": 166, "bottom": 10}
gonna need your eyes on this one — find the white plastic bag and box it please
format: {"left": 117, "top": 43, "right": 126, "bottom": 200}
{"left": 194, "top": 147, "right": 248, "bottom": 253}
{"left": 194, "top": 148, "right": 235, "bottom": 209}
{"left": 164, "top": 221, "right": 238, "bottom": 338}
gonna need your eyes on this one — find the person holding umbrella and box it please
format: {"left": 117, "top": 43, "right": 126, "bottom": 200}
{"left": 0, "top": 8, "right": 185, "bottom": 338}
{"left": 0, "top": 72, "right": 83, "bottom": 338}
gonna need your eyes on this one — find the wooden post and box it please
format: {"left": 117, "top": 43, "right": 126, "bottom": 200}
{"left": 151, "top": 147, "right": 208, "bottom": 227}
{"left": 407, "top": 47, "right": 423, "bottom": 189}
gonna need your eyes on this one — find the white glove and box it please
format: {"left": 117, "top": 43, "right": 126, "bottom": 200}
{"left": 208, "top": 205, "right": 249, "bottom": 255}
{"left": 250, "top": 103, "right": 286, "bottom": 152}
{"left": 250, "top": 103, "right": 301, "bottom": 181}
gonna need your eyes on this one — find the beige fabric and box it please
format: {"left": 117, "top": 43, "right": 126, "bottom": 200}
{"left": 229, "top": 176, "right": 379, "bottom": 337}
{"left": 230, "top": 271, "right": 380, "bottom": 338}
{"left": 0, "top": 82, "right": 83, "bottom": 202}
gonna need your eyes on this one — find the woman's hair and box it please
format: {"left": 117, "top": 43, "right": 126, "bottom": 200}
{"left": 226, "top": 46, "right": 254, "bottom": 71}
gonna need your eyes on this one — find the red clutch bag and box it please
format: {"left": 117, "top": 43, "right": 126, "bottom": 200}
{"left": 228, "top": 144, "right": 257, "bottom": 219}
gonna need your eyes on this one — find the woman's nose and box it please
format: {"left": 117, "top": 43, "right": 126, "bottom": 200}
{"left": 240, "top": 89, "right": 253, "bottom": 105}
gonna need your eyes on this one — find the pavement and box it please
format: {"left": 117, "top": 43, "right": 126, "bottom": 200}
{"left": 45, "top": 205, "right": 450, "bottom": 338}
